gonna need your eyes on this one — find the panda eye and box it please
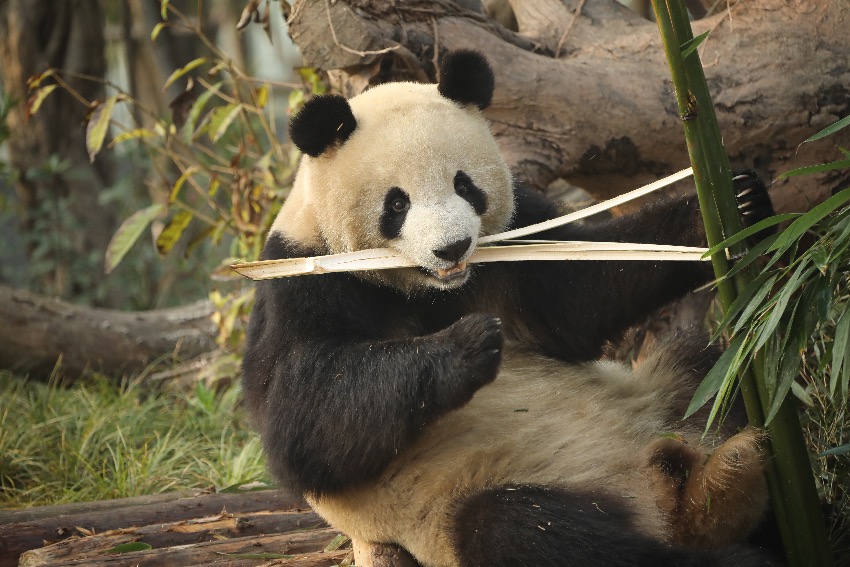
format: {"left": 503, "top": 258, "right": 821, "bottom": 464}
{"left": 455, "top": 179, "right": 470, "bottom": 196}
{"left": 391, "top": 197, "right": 409, "bottom": 213}
{"left": 454, "top": 170, "right": 488, "bottom": 215}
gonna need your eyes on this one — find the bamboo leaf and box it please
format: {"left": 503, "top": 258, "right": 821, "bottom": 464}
{"left": 160, "top": 0, "right": 170, "bottom": 20}
{"left": 86, "top": 95, "right": 119, "bottom": 163}
{"left": 105, "top": 204, "right": 164, "bottom": 273}
{"left": 685, "top": 333, "right": 748, "bottom": 419}
{"left": 831, "top": 306, "right": 850, "bottom": 396}
{"left": 702, "top": 214, "right": 797, "bottom": 258}
{"left": 802, "top": 114, "right": 850, "bottom": 144}
{"left": 776, "top": 158, "right": 850, "bottom": 180}
{"left": 155, "top": 209, "right": 193, "bottom": 255}
{"left": 151, "top": 22, "right": 166, "bottom": 42}
{"left": 819, "top": 444, "right": 850, "bottom": 457}
{"left": 712, "top": 273, "right": 773, "bottom": 341}
{"left": 724, "top": 232, "right": 781, "bottom": 280}
{"left": 163, "top": 57, "right": 208, "bottom": 92}
{"left": 255, "top": 83, "right": 269, "bottom": 108}
{"left": 753, "top": 264, "right": 816, "bottom": 352}
{"left": 680, "top": 30, "right": 710, "bottom": 59}
{"left": 768, "top": 188, "right": 850, "bottom": 252}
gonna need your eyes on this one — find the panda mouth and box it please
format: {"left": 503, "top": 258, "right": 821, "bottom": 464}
{"left": 424, "top": 261, "right": 469, "bottom": 282}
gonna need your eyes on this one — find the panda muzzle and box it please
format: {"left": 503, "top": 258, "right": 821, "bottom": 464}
{"left": 433, "top": 261, "right": 469, "bottom": 281}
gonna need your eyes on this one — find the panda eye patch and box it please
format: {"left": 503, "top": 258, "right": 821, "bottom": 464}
{"left": 454, "top": 170, "right": 487, "bottom": 215}
{"left": 380, "top": 187, "right": 410, "bottom": 239}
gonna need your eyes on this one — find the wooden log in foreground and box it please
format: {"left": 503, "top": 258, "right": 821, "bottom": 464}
{"left": 0, "top": 489, "right": 321, "bottom": 567}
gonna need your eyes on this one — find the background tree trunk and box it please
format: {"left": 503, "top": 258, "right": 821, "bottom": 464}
{"left": 0, "top": 0, "right": 116, "bottom": 301}
{"left": 288, "top": 0, "right": 850, "bottom": 214}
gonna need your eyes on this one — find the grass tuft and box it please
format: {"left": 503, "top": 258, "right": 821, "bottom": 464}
{"left": 0, "top": 372, "right": 267, "bottom": 508}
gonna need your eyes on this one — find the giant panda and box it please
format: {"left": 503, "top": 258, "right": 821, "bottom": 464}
{"left": 242, "top": 50, "right": 774, "bottom": 567}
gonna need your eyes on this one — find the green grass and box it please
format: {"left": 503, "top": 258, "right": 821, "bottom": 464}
{"left": 0, "top": 371, "right": 268, "bottom": 508}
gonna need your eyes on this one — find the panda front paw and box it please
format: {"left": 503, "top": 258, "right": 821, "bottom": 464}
{"left": 441, "top": 313, "right": 503, "bottom": 403}
{"left": 733, "top": 170, "right": 775, "bottom": 238}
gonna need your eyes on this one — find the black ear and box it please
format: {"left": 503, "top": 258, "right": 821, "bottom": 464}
{"left": 289, "top": 94, "right": 357, "bottom": 157}
{"left": 438, "top": 50, "right": 495, "bottom": 110}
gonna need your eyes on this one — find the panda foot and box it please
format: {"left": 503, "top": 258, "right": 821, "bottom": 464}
{"left": 675, "top": 428, "right": 769, "bottom": 547}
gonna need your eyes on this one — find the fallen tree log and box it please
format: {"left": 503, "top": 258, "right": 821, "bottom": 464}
{"left": 18, "top": 527, "right": 347, "bottom": 567}
{"left": 287, "top": 0, "right": 850, "bottom": 214}
{"left": 0, "top": 285, "right": 217, "bottom": 379}
{"left": 0, "top": 489, "right": 309, "bottom": 567}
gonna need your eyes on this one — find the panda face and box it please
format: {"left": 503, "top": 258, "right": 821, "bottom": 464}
{"left": 275, "top": 81, "right": 514, "bottom": 294}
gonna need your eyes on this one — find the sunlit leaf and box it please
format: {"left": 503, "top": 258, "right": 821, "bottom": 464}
{"left": 208, "top": 103, "right": 241, "bottom": 143}
{"left": 256, "top": 84, "right": 269, "bottom": 108}
{"left": 26, "top": 84, "right": 57, "bottom": 120}
{"left": 156, "top": 209, "right": 193, "bottom": 255}
{"left": 105, "top": 204, "right": 164, "bottom": 273}
{"left": 151, "top": 22, "right": 166, "bottom": 42}
{"left": 680, "top": 30, "right": 710, "bottom": 59}
{"left": 86, "top": 95, "right": 119, "bottom": 163}
{"left": 324, "top": 533, "right": 350, "bottom": 552}
{"left": 160, "top": 0, "right": 170, "bottom": 20}
{"left": 163, "top": 57, "right": 208, "bottom": 92}
{"left": 802, "top": 114, "right": 850, "bottom": 145}
{"left": 26, "top": 69, "right": 55, "bottom": 90}
{"left": 110, "top": 128, "right": 156, "bottom": 147}
{"left": 169, "top": 167, "right": 198, "bottom": 204}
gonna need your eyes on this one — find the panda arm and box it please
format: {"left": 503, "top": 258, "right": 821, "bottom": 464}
{"left": 480, "top": 185, "right": 711, "bottom": 361}
{"left": 242, "top": 238, "right": 502, "bottom": 495}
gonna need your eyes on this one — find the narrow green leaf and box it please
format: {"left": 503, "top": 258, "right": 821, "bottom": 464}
{"left": 106, "top": 542, "right": 153, "bottom": 553}
{"left": 802, "top": 114, "right": 850, "bottom": 144}
{"left": 702, "top": 214, "right": 797, "bottom": 258}
{"left": 685, "top": 333, "right": 748, "bottom": 419}
{"left": 764, "top": 307, "right": 806, "bottom": 424}
{"left": 186, "top": 81, "right": 222, "bottom": 136}
{"left": 86, "top": 95, "right": 119, "bottom": 163}
{"left": 753, "top": 265, "right": 816, "bottom": 352}
{"left": 208, "top": 103, "right": 242, "bottom": 143}
{"left": 711, "top": 273, "right": 773, "bottom": 341}
{"left": 163, "top": 57, "right": 208, "bottom": 92}
{"left": 160, "top": 0, "right": 170, "bottom": 20}
{"left": 724, "top": 232, "right": 781, "bottom": 280}
{"left": 324, "top": 533, "right": 351, "bottom": 552}
{"left": 768, "top": 188, "right": 850, "bottom": 252}
{"left": 155, "top": 209, "right": 193, "bottom": 255}
{"left": 680, "top": 30, "right": 710, "bottom": 59}
{"left": 777, "top": 158, "right": 850, "bottom": 180}
{"left": 831, "top": 306, "right": 850, "bottom": 396}
{"left": 105, "top": 204, "right": 164, "bottom": 273}
{"left": 819, "top": 444, "right": 850, "bottom": 457}
{"left": 729, "top": 274, "right": 777, "bottom": 337}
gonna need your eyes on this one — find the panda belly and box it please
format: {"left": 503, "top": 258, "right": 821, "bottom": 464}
{"left": 308, "top": 344, "right": 681, "bottom": 567}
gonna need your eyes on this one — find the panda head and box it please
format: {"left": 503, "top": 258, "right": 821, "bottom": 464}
{"left": 273, "top": 50, "right": 514, "bottom": 293}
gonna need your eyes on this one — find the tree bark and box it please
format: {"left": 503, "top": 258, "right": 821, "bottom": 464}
{"left": 0, "top": 489, "right": 312, "bottom": 567}
{"left": 0, "top": 0, "right": 117, "bottom": 300}
{"left": 18, "top": 528, "right": 346, "bottom": 567}
{"left": 287, "top": 0, "right": 850, "bottom": 214}
{"left": 0, "top": 285, "right": 217, "bottom": 379}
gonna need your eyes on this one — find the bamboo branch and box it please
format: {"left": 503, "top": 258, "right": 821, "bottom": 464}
{"left": 651, "top": 1, "right": 833, "bottom": 565}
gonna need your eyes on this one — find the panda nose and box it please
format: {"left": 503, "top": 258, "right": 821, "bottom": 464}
{"left": 433, "top": 237, "right": 472, "bottom": 263}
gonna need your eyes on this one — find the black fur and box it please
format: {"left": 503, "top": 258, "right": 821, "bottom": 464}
{"left": 452, "top": 485, "right": 773, "bottom": 567}
{"left": 455, "top": 170, "right": 488, "bottom": 215}
{"left": 242, "top": 176, "right": 773, "bottom": 556}
{"left": 380, "top": 187, "right": 410, "bottom": 239}
{"left": 438, "top": 50, "right": 495, "bottom": 110}
{"left": 289, "top": 94, "right": 357, "bottom": 157}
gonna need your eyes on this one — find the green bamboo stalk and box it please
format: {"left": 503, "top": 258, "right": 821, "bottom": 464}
{"left": 650, "top": 2, "right": 833, "bottom": 565}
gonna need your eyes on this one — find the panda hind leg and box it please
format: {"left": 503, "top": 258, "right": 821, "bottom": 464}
{"left": 451, "top": 484, "right": 770, "bottom": 567}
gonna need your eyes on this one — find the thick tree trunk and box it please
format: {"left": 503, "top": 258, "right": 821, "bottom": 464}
{"left": 0, "top": 285, "right": 217, "bottom": 379}
{"left": 287, "top": 0, "right": 850, "bottom": 214}
{"left": 0, "top": 0, "right": 117, "bottom": 301}
{"left": 0, "top": 489, "right": 312, "bottom": 567}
